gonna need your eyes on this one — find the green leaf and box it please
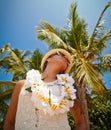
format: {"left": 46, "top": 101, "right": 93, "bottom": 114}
{"left": 25, "top": 87, "right": 32, "bottom": 92}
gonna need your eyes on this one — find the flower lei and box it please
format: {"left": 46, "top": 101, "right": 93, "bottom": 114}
{"left": 22, "top": 69, "right": 76, "bottom": 115}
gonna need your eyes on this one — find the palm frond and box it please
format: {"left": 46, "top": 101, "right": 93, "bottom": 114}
{"left": 37, "top": 20, "right": 68, "bottom": 49}
{"left": 27, "top": 49, "right": 43, "bottom": 70}
{"left": 75, "top": 58, "right": 106, "bottom": 93}
{"left": 98, "top": 30, "right": 111, "bottom": 43}
{"left": 88, "top": 30, "right": 111, "bottom": 55}
{"left": 0, "top": 45, "right": 33, "bottom": 80}
{"left": 0, "top": 80, "right": 16, "bottom": 86}
{"left": 8, "top": 48, "right": 26, "bottom": 69}
{"left": 87, "top": 2, "right": 111, "bottom": 50}
{"left": 96, "top": 54, "right": 111, "bottom": 72}
{"left": 0, "top": 45, "right": 27, "bottom": 72}
{"left": 66, "top": 2, "right": 88, "bottom": 51}
{"left": 0, "top": 90, "right": 13, "bottom": 100}
{"left": 0, "top": 80, "right": 16, "bottom": 99}
{"left": 21, "top": 50, "right": 32, "bottom": 60}
{"left": 0, "top": 43, "right": 10, "bottom": 54}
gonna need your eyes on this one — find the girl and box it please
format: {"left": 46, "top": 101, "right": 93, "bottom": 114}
{"left": 4, "top": 49, "right": 86, "bottom": 130}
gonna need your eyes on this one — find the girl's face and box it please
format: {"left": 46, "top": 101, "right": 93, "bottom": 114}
{"left": 47, "top": 54, "right": 68, "bottom": 73}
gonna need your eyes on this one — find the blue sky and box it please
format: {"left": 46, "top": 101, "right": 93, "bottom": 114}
{"left": 0, "top": 0, "right": 111, "bottom": 88}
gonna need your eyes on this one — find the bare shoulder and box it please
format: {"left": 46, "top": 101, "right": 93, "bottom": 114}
{"left": 14, "top": 80, "right": 26, "bottom": 94}
{"left": 16, "top": 80, "right": 26, "bottom": 87}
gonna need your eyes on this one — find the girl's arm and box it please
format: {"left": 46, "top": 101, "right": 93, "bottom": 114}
{"left": 4, "top": 80, "right": 25, "bottom": 130}
{"left": 70, "top": 99, "right": 86, "bottom": 130}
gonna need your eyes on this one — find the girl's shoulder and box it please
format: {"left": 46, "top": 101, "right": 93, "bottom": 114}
{"left": 14, "top": 80, "right": 26, "bottom": 93}
{"left": 16, "top": 80, "right": 26, "bottom": 87}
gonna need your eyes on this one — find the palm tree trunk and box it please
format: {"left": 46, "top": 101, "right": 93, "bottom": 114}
{"left": 75, "top": 82, "right": 90, "bottom": 130}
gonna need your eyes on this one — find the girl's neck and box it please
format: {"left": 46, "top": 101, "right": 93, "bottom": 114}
{"left": 41, "top": 70, "right": 58, "bottom": 83}
{"left": 41, "top": 62, "right": 62, "bottom": 82}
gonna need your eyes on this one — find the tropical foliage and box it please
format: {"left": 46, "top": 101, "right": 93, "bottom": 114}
{"left": 88, "top": 90, "right": 111, "bottom": 130}
{"left": 67, "top": 91, "right": 111, "bottom": 130}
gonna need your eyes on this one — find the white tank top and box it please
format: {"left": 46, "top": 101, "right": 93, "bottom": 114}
{"left": 15, "top": 91, "right": 71, "bottom": 130}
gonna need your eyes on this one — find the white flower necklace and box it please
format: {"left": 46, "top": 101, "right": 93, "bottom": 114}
{"left": 22, "top": 69, "right": 76, "bottom": 115}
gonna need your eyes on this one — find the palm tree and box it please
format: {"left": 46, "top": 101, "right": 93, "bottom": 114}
{"left": 0, "top": 44, "right": 43, "bottom": 129}
{"left": 0, "top": 44, "right": 43, "bottom": 80}
{"left": 37, "top": 2, "right": 111, "bottom": 129}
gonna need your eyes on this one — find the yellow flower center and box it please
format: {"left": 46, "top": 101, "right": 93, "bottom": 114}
{"left": 62, "top": 77, "right": 69, "bottom": 83}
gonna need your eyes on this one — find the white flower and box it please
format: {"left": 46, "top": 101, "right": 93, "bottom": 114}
{"left": 57, "top": 74, "right": 74, "bottom": 86}
{"left": 26, "top": 69, "right": 42, "bottom": 84}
